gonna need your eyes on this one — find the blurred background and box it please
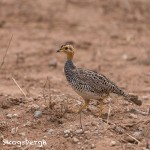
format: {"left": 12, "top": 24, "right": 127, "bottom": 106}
{"left": 0, "top": 0, "right": 150, "bottom": 94}
{"left": 0, "top": 1, "right": 150, "bottom": 149}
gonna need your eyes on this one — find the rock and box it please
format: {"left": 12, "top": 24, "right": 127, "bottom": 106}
{"left": 76, "top": 129, "right": 84, "bottom": 134}
{"left": 11, "top": 127, "right": 18, "bottom": 135}
{"left": 6, "top": 113, "right": 13, "bottom": 119}
{"left": 64, "top": 133, "right": 69, "bottom": 138}
{"left": 30, "top": 104, "right": 40, "bottom": 111}
{"left": 110, "top": 141, "right": 116, "bottom": 146}
{"left": 26, "top": 97, "right": 34, "bottom": 102}
{"left": 0, "top": 135, "right": 4, "bottom": 141}
{"left": 43, "top": 135, "right": 47, "bottom": 139}
{"left": 64, "top": 129, "right": 71, "bottom": 138}
{"left": 6, "top": 113, "right": 19, "bottom": 119}
{"left": 24, "top": 121, "right": 32, "bottom": 127}
{"left": 84, "top": 131, "right": 90, "bottom": 134}
{"left": 81, "top": 147, "right": 85, "bottom": 150}
{"left": 84, "top": 139, "right": 88, "bottom": 144}
{"left": 0, "top": 121, "right": 8, "bottom": 131}
{"left": 125, "top": 136, "right": 135, "bottom": 143}
{"left": 129, "top": 113, "right": 138, "bottom": 119}
{"left": 72, "top": 137, "right": 79, "bottom": 144}
{"left": 34, "top": 111, "right": 42, "bottom": 118}
{"left": 41, "top": 104, "right": 47, "bottom": 109}
{"left": 122, "top": 54, "right": 128, "bottom": 60}
{"left": 133, "top": 131, "right": 143, "bottom": 140}
{"left": 64, "top": 130, "right": 70, "bottom": 134}
{"left": 47, "top": 129, "right": 54, "bottom": 135}
{"left": 49, "top": 59, "right": 57, "bottom": 68}
{"left": 19, "top": 132, "right": 26, "bottom": 137}
{"left": 91, "top": 144, "right": 95, "bottom": 149}
{"left": 141, "top": 96, "right": 149, "bottom": 100}
{"left": 122, "top": 54, "right": 136, "bottom": 61}
{"left": 13, "top": 114, "right": 19, "bottom": 118}
{"left": 1, "top": 100, "right": 11, "bottom": 109}
{"left": 115, "top": 126, "right": 125, "bottom": 134}
{"left": 91, "top": 122, "right": 97, "bottom": 126}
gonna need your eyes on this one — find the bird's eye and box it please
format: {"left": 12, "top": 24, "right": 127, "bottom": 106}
{"left": 65, "top": 47, "right": 68, "bottom": 50}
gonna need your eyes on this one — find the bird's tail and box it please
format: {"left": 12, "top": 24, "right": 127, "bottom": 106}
{"left": 114, "top": 88, "right": 142, "bottom": 106}
{"left": 124, "top": 93, "right": 142, "bottom": 106}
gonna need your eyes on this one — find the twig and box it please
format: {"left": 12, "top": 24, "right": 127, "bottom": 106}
{"left": 106, "top": 103, "right": 111, "bottom": 127}
{"left": 47, "top": 77, "right": 52, "bottom": 108}
{"left": 0, "top": 35, "right": 13, "bottom": 70}
{"left": 42, "top": 77, "right": 49, "bottom": 105}
{"left": 11, "top": 76, "right": 26, "bottom": 97}
{"left": 79, "top": 112, "right": 83, "bottom": 129}
{"left": 126, "top": 133, "right": 141, "bottom": 144}
{"left": 129, "top": 108, "right": 150, "bottom": 116}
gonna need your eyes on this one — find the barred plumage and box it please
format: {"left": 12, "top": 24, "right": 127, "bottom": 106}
{"left": 64, "top": 60, "right": 128, "bottom": 99}
{"left": 57, "top": 44, "right": 142, "bottom": 115}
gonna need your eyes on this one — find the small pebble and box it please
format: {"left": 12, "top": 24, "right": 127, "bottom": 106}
{"left": 84, "top": 139, "right": 88, "bottom": 144}
{"left": 141, "top": 96, "right": 149, "bottom": 100}
{"left": 115, "top": 126, "right": 125, "bottom": 134}
{"left": 64, "top": 129, "right": 72, "bottom": 138}
{"left": 64, "top": 134, "right": 69, "bottom": 138}
{"left": 72, "top": 137, "right": 79, "bottom": 144}
{"left": 6, "top": 113, "right": 13, "bottom": 119}
{"left": 0, "top": 135, "right": 4, "bottom": 141}
{"left": 11, "top": 127, "right": 18, "bottom": 135}
{"left": 126, "top": 143, "right": 133, "bottom": 148}
{"left": 122, "top": 54, "right": 128, "bottom": 60}
{"left": 91, "top": 144, "right": 95, "bottom": 149}
{"left": 122, "top": 54, "right": 136, "bottom": 61}
{"left": 43, "top": 136, "right": 47, "bottom": 139}
{"left": 34, "top": 111, "right": 42, "bottom": 118}
{"left": 13, "top": 114, "right": 19, "bottom": 118}
{"left": 26, "top": 97, "right": 33, "bottom": 102}
{"left": 49, "top": 59, "right": 57, "bottom": 68}
{"left": 47, "top": 129, "right": 54, "bottom": 135}
{"left": 76, "top": 129, "right": 83, "bottom": 134}
{"left": 19, "top": 132, "right": 26, "bottom": 137}
{"left": 133, "top": 131, "right": 143, "bottom": 140}
{"left": 91, "top": 122, "right": 97, "bottom": 126}
{"left": 125, "top": 136, "right": 135, "bottom": 143}
{"left": 64, "top": 129, "right": 71, "bottom": 134}
{"left": 110, "top": 141, "right": 116, "bottom": 146}
{"left": 24, "top": 121, "right": 32, "bottom": 127}
{"left": 129, "top": 113, "right": 138, "bottom": 119}
{"left": 81, "top": 146, "right": 85, "bottom": 150}
{"left": 30, "top": 104, "right": 40, "bottom": 111}
{"left": 41, "top": 104, "right": 47, "bottom": 109}
{"left": 84, "top": 131, "right": 90, "bottom": 134}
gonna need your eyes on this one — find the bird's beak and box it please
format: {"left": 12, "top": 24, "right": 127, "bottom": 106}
{"left": 57, "top": 49, "right": 64, "bottom": 52}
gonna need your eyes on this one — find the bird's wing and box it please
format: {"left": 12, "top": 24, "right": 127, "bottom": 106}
{"left": 72, "top": 68, "right": 117, "bottom": 94}
{"left": 72, "top": 68, "right": 143, "bottom": 106}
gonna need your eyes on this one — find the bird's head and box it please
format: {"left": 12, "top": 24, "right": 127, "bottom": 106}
{"left": 57, "top": 44, "right": 75, "bottom": 60}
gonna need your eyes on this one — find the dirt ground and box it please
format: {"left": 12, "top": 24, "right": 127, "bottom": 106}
{"left": 0, "top": 0, "right": 150, "bottom": 149}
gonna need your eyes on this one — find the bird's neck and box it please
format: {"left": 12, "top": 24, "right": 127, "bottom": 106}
{"left": 67, "top": 53, "right": 74, "bottom": 60}
{"left": 65, "top": 59, "right": 75, "bottom": 70}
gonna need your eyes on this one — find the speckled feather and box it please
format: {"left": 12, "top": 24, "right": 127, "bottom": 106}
{"left": 64, "top": 60, "right": 129, "bottom": 100}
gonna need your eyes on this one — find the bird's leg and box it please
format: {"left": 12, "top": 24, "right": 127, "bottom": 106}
{"left": 99, "top": 95, "right": 108, "bottom": 116}
{"left": 78, "top": 99, "right": 90, "bottom": 113}
{"left": 99, "top": 100, "right": 103, "bottom": 116}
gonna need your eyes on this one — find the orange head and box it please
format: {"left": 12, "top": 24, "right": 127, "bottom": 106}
{"left": 57, "top": 44, "right": 75, "bottom": 60}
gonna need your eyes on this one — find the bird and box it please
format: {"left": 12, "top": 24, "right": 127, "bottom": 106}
{"left": 57, "top": 43, "right": 142, "bottom": 115}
